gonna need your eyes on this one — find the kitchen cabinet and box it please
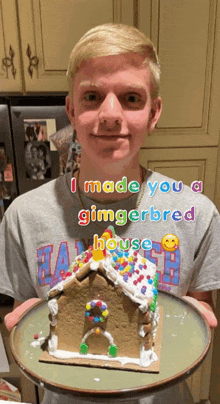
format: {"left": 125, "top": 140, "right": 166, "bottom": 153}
{"left": 0, "top": 0, "right": 134, "bottom": 93}
{"left": 18, "top": 0, "right": 134, "bottom": 92}
{"left": 0, "top": 0, "right": 23, "bottom": 92}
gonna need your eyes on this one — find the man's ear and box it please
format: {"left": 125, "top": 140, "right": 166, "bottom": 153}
{"left": 148, "top": 96, "right": 162, "bottom": 133}
{"left": 65, "top": 95, "right": 75, "bottom": 125}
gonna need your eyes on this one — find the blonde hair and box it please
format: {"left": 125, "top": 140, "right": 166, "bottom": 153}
{"left": 67, "top": 23, "right": 161, "bottom": 99}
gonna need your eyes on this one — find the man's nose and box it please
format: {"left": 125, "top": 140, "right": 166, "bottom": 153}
{"left": 99, "top": 93, "right": 122, "bottom": 129}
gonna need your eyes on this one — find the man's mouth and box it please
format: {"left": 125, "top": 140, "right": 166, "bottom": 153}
{"left": 90, "top": 134, "right": 131, "bottom": 141}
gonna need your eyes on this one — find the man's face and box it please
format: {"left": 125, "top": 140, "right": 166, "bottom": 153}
{"left": 66, "top": 53, "right": 162, "bottom": 169}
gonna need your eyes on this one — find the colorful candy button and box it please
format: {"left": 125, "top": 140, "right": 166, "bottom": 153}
{"left": 108, "top": 344, "right": 118, "bottom": 357}
{"left": 80, "top": 342, "right": 88, "bottom": 354}
{"left": 141, "top": 286, "right": 146, "bottom": 294}
{"left": 102, "top": 310, "right": 108, "bottom": 317}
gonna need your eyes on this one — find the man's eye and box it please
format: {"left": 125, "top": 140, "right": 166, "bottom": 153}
{"left": 124, "top": 94, "right": 141, "bottom": 103}
{"left": 84, "top": 92, "right": 99, "bottom": 102}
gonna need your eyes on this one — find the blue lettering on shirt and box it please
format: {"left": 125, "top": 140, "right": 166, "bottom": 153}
{"left": 37, "top": 238, "right": 180, "bottom": 290}
{"left": 163, "top": 249, "right": 180, "bottom": 285}
{"left": 53, "top": 242, "right": 70, "bottom": 279}
{"left": 37, "top": 245, "right": 53, "bottom": 286}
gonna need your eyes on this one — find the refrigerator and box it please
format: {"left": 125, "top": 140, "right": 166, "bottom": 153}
{"left": 0, "top": 95, "right": 72, "bottom": 219}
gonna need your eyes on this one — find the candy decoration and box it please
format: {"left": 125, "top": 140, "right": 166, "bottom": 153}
{"left": 150, "top": 293, "right": 158, "bottom": 312}
{"left": 102, "top": 310, "right": 108, "bottom": 317}
{"left": 92, "top": 248, "right": 105, "bottom": 261}
{"left": 107, "top": 225, "right": 115, "bottom": 237}
{"left": 85, "top": 300, "right": 108, "bottom": 324}
{"left": 141, "top": 286, "right": 146, "bottom": 295}
{"left": 108, "top": 344, "right": 118, "bottom": 357}
{"left": 154, "top": 273, "right": 159, "bottom": 288}
{"left": 80, "top": 327, "right": 116, "bottom": 356}
{"left": 102, "top": 231, "right": 112, "bottom": 241}
{"left": 80, "top": 342, "right": 88, "bottom": 354}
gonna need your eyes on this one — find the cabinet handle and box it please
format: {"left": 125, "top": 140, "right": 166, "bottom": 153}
{"left": 2, "top": 45, "right": 16, "bottom": 79}
{"left": 26, "top": 44, "right": 39, "bottom": 78}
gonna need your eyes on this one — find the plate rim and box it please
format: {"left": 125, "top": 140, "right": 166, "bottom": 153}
{"left": 10, "top": 290, "right": 212, "bottom": 398}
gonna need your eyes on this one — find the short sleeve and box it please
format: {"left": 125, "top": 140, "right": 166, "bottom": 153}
{"left": 0, "top": 206, "right": 37, "bottom": 301}
{"left": 189, "top": 208, "right": 220, "bottom": 292}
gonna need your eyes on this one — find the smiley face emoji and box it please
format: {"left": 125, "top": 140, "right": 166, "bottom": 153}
{"left": 161, "top": 234, "right": 179, "bottom": 252}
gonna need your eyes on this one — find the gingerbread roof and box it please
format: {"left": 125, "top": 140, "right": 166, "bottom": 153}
{"left": 48, "top": 234, "right": 158, "bottom": 313}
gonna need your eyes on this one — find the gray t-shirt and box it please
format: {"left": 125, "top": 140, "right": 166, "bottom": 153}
{"left": 1, "top": 170, "right": 220, "bottom": 404}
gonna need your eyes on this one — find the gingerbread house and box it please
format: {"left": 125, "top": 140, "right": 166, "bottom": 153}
{"left": 41, "top": 229, "right": 161, "bottom": 371}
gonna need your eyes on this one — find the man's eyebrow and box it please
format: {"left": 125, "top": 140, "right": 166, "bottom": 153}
{"left": 78, "top": 81, "right": 146, "bottom": 91}
{"left": 78, "top": 81, "right": 102, "bottom": 89}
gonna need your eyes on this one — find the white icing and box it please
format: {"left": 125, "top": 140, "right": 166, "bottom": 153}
{"left": 48, "top": 349, "right": 157, "bottom": 367}
{"left": 139, "top": 344, "right": 158, "bottom": 367}
{"left": 48, "top": 298, "right": 58, "bottom": 327}
{"left": 48, "top": 334, "right": 58, "bottom": 352}
{"left": 81, "top": 327, "right": 114, "bottom": 346}
{"left": 151, "top": 305, "right": 160, "bottom": 339}
{"left": 48, "top": 298, "right": 58, "bottom": 316}
{"left": 90, "top": 261, "right": 99, "bottom": 270}
{"left": 30, "top": 337, "right": 46, "bottom": 348}
{"left": 138, "top": 325, "right": 146, "bottom": 338}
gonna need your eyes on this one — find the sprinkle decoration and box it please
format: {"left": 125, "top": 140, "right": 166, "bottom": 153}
{"left": 85, "top": 300, "right": 108, "bottom": 324}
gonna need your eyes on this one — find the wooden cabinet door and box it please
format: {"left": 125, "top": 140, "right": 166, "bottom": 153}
{"left": 18, "top": 0, "right": 134, "bottom": 92}
{"left": 139, "top": 147, "right": 218, "bottom": 201}
{"left": 138, "top": 0, "right": 219, "bottom": 149}
{"left": 137, "top": 1, "right": 220, "bottom": 401}
{"left": 0, "top": 0, "right": 23, "bottom": 92}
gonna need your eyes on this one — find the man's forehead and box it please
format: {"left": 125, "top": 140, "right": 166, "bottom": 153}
{"left": 73, "top": 53, "right": 150, "bottom": 90}
{"left": 78, "top": 52, "right": 146, "bottom": 72}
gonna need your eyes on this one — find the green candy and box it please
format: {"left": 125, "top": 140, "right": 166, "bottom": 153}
{"left": 154, "top": 273, "right": 158, "bottom": 287}
{"left": 80, "top": 342, "right": 88, "bottom": 354}
{"left": 108, "top": 344, "right": 118, "bottom": 357}
{"left": 150, "top": 302, "right": 156, "bottom": 312}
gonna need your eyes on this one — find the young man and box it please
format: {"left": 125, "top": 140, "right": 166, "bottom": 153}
{"left": 1, "top": 24, "right": 219, "bottom": 404}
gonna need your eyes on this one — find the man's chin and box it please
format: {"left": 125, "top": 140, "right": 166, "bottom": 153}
{"left": 97, "top": 147, "right": 131, "bottom": 161}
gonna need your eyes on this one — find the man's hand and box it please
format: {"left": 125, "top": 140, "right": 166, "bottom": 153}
{"left": 183, "top": 291, "right": 218, "bottom": 329}
{"left": 4, "top": 298, "right": 40, "bottom": 332}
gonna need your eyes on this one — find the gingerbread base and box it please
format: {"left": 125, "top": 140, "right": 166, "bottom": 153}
{"left": 39, "top": 307, "right": 163, "bottom": 373}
